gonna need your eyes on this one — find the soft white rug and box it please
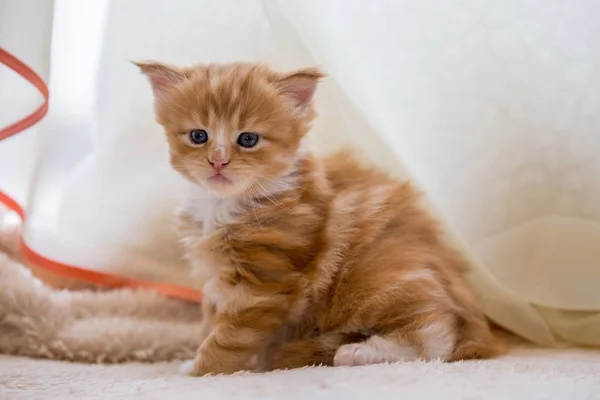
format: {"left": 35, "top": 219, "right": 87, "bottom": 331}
{"left": 1, "top": 345, "right": 599, "bottom": 400}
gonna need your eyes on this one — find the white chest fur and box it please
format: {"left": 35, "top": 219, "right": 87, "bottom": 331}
{"left": 180, "top": 183, "right": 245, "bottom": 235}
{"left": 177, "top": 184, "right": 244, "bottom": 303}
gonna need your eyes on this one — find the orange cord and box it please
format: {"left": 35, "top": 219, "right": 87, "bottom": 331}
{"left": 0, "top": 47, "right": 202, "bottom": 303}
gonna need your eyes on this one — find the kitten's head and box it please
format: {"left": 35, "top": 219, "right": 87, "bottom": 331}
{"left": 136, "top": 61, "right": 323, "bottom": 198}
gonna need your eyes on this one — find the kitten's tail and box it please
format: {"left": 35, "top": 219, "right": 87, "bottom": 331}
{"left": 450, "top": 321, "right": 507, "bottom": 361}
{"left": 450, "top": 336, "right": 506, "bottom": 361}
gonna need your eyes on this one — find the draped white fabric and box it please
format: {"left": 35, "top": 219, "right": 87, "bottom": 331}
{"left": 2, "top": 0, "right": 600, "bottom": 346}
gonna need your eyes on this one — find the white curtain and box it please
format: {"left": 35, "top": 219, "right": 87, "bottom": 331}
{"left": 2, "top": 0, "right": 600, "bottom": 347}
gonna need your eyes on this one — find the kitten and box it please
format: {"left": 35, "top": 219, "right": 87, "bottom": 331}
{"left": 136, "top": 61, "right": 504, "bottom": 376}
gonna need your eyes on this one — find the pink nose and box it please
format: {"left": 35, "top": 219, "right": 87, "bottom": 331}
{"left": 208, "top": 158, "right": 230, "bottom": 172}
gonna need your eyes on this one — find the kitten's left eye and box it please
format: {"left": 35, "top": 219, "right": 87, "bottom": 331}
{"left": 237, "top": 132, "right": 260, "bottom": 148}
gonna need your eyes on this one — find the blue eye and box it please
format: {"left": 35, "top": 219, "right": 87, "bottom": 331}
{"left": 237, "top": 132, "right": 259, "bottom": 148}
{"left": 189, "top": 129, "right": 208, "bottom": 144}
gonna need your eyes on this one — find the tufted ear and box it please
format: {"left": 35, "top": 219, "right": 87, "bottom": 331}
{"left": 133, "top": 60, "right": 186, "bottom": 97}
{"left": 277, "top": 67, "right": 325, "bottom": 112}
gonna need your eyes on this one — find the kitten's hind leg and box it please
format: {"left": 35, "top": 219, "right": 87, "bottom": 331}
{"left": 334, "top": 314, "right": 457, "bottom": 367}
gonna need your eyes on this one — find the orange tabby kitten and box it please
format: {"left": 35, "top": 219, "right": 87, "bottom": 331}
{"left": 136, "top": 60, "right": 503, "bottom": 376}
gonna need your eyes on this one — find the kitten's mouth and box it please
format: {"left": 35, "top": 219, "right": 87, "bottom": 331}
{"left": 207, "top": 173, "right": 232, "bottom": 185}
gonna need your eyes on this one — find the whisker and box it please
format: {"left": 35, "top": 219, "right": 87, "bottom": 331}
{"left": 253, "top": 180, "right": 293, "bottom": 214}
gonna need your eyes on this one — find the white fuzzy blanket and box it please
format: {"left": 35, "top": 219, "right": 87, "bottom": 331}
{"left": 1, "top": 345, "right": 599, "bottom": 400}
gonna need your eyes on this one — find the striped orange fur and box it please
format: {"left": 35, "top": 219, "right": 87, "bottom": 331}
{"left": 136, "top": 61, "right": 504, "bottom": 376}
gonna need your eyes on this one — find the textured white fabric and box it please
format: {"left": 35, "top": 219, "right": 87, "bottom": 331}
{"left": 2, "top": 0, "right": 600, "bottom": 346}
{"left": 1, "top": 346, "right": 600, "bottom": 400}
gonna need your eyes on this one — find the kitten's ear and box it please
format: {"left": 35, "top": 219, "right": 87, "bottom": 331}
{"left": 277, "top": 67, "right": 325, "bottom": 112}
{"left": 133, "top": 60, "right": 186, "bottom": 97}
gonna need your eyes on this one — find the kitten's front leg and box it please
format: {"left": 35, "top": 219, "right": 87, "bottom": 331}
{"left": 197, "top": 299, "right": 216, "bottom": 344}
{"left": 180, "top": 298, "right": 216, "bottom": 375}
{"left": 186, "top": 294, "right": 293, "bottom": 376}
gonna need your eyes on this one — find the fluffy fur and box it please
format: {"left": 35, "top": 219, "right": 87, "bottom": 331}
{"left": 136, "top": 61, "right": 504, "bottom": 376}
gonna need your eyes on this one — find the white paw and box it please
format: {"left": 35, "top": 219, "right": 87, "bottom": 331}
{"left": 179, "top": 359, "right": 196, "bottom": 376}
{"left": 334, "top": 336, "right": 418, "bottom": 367}
{"left": 334, "top": 343, "right": 385, "bottom": 366}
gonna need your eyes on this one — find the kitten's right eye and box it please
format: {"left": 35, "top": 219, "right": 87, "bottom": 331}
{"left": 189, "top": 129, "right": 208, "bottom": 145}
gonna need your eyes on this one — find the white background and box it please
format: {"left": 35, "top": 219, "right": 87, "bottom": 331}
{"left": 1, "top": 0, "right": 600, "bottom": 346}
